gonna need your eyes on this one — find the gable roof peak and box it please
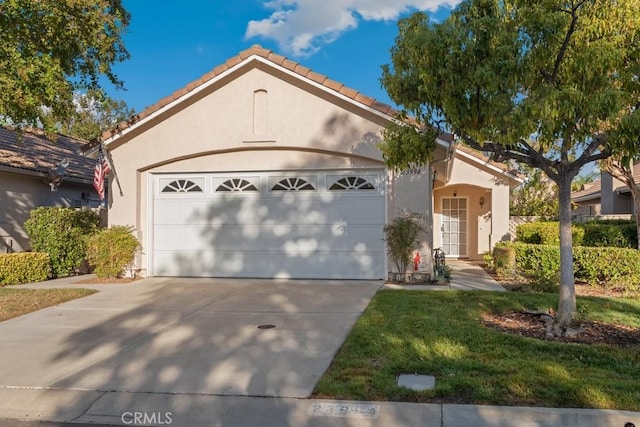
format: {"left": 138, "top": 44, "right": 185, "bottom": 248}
{"left": 98, "top": 45, "right": 399, "bottom": 145}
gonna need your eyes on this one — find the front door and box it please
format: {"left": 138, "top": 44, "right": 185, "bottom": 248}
{"left": 441, "top": 197, "right": 467, "bottom": 257}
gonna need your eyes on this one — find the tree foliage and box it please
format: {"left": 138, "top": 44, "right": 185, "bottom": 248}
{"left": 380, "top": 0, "right": 640, "bottom": 334}
{"left": 53, "top": 90, "right": 134, "bottom": 140}
{"left": 510, "top": 167, "right": 559, "bottom": 218}
{"left": 0, "top": 0, "right": 130, "bottom": 131}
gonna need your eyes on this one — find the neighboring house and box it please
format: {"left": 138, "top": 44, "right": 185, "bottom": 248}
{"left": 0, "top": 127, "right": 101, "bottom": 252}
{"left": 571, "top": 164, "right": 640, "bottom": 218}
{"left": 94, "top": 45, "right": 521, "bottom": 279}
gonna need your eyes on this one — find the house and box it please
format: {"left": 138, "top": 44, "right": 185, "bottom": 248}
{"left": 96, "top": 45, "right": 521, "bottom": 279}
{"left": 571, "top": 164, "right": 640, "bottom": 218}
{"left": 0, "top": 127, "right": 102, "bottom": 252}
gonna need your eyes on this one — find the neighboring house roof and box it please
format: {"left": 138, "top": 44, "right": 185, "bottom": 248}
{"left": 0, "top": 126, "right": 95, "bottom": 185}
{"left": 95, "top": 44, "right": 519, "bottom": 182}
{"left": 614, "top": 164, "right": 640, "bottom": 194}
{"left": 571, "top": 180, "right": 601, "bottom": 202}
{"left": 571, "top": 163, "right": 640, "bottom": 202}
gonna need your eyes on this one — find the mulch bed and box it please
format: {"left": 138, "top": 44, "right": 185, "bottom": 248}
{"left": 482, "top": 311, "right": 640, "bottom": 347}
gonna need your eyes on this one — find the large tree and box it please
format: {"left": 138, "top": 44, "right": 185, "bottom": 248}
{"left": 380, "top": 0, "right": 640, "bottom": 335}
{"left": 0, "top": 0, "right": 130, "bottom": 131}
{"left": 54, "top": 90, "right": 134, "bottom": 141}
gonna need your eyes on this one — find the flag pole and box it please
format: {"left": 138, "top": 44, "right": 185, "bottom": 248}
{"left": 101, "top": 142, "right": 124, "bottom": 197}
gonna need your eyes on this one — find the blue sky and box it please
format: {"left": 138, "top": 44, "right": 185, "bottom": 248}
{"left": 106, "top": 1, "right": 462, "bottom": 114}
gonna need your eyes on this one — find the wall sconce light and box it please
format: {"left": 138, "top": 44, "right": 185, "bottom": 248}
{"left": 479, "top": 196, "right": 485, "bottom": 208}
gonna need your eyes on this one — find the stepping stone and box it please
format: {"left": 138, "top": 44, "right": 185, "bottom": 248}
{"left": 397, "top": 374, "right": 436, "bottom": 391}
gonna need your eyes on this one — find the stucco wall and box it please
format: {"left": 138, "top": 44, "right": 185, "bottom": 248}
{"left": 106, "top": 64, "right": 404, "bottom": 275}
{"left": 0, "top": 171, "right": 97, "bottom": 252}
{"left": 433, "top": 153, "right": 512, "bottom": 260}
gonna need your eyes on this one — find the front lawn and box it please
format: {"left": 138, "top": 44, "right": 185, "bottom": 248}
{"left": 0, "top": 288, "right": 97, "bottom": 322}
{"left": 313, "top": 290, "right": 640, "bottom": 410}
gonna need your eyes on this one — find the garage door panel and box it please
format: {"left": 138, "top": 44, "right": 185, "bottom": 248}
{"left": 153, "top": 250, "right": 384, "bottom": 279}
{"left": 152, "top": 170, "right": 386, "bottom": 279}
{"left": 155, "top": 224, "right": 383, "bottom": 252}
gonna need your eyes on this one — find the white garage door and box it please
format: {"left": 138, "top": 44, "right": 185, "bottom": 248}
{"left": 151, "top": 170, "right": 385, "bottom": 279}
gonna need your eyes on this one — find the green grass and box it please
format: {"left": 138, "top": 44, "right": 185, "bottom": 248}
{"left": 313, "top": 290, "right": 640, "bottom": 410}
{"left": 0, "top": 288, "right": 97, "bottom": 322}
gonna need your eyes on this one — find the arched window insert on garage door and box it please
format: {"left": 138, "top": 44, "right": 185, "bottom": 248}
{"left": 329, "top": 176, "right": 375, "bottom": 190}
{"left": 271, "top": 177, "right": 316, "bottom": 191}
{"left": 161, "top": 179, "right": 204, "bottom": 193}
{"left": 216, "top": 178, "right": 258, "bottom": 192}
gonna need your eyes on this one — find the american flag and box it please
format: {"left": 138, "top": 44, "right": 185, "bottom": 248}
{"left": 93, "top": 146, "right": 111, "bottom": 200}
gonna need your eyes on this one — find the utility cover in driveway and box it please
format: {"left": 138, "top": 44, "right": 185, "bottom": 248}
{"left": 152, "top": 171, "right": 385, "bottom": 279}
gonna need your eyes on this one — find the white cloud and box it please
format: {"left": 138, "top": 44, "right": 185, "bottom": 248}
{"left": 245, "top": 0, "right": 461, "bottom": 57}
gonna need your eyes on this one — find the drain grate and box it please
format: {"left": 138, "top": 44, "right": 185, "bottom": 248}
{"left": 257, "top": 324, "right": 276, "bottom": 329}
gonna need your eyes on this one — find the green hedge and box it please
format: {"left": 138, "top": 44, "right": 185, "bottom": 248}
{"left": 581, "top": 222, "right": 636, "bottom": 248}
{"left": 87, "top": 226, "right": 139, "bottom": 278}
{"left": 24, "top": 207, "right": 101, "bottom": 277}
{"left": 516, "top": 221, "right": 637, "bottom": 248}
{"left": 0, "top": 252, "right": 51, "bottom": 286}
{"left": 495, "top": 242, "right": 640, "bottom": 295}
{"left": 516, "top": 222, "right": 585, "bottom": 245}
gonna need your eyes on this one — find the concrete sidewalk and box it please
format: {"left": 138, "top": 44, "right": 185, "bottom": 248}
{"left": 384, "top": 260, "right": 506, "bottom": 292}
{"left": 0, "top": 388, "right": 638, "bottom": 427}
{"left": 3, "top": 270, "right": 639, "bottom": 426}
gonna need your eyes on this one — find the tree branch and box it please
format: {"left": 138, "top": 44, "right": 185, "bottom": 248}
{"left": 543, "top": 0, "right": 586, "bottom": 85}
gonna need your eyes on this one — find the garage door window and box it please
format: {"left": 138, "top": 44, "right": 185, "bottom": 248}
{"left": 160, "top": 179, "right": 204, "bottom": 193}
{"left": 329, "top": 176, "right": 375, "bottom": 191}
{"left": 215, "top": 178, "right": 259, "bottom": 192}
{"left": 271, "top": 177, "right": 316, "bottom": 191}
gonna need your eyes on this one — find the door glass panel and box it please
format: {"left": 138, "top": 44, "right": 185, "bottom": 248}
{"left": 441, "top": 197, "right": 467, "bottom": 257}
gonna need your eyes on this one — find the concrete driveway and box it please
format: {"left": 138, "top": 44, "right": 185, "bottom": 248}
{"left": 0, "top": 278, "right": 381, "bottom": 398}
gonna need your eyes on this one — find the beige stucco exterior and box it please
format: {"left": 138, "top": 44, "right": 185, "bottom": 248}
{"left": 104, "top": 51, "right": 518, "bottom": 277}
{"left": 105, "top": 57, "right": 440, "bottom": 277}
{"left": 433, "top": 150, "right": 516, "bottom": 260}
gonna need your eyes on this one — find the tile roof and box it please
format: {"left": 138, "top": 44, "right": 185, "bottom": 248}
{"left": 571, "top": 180, "right": 601, "bottom": 200}
{"left": 571, "top": 163, "right": 640, "bottom": 200}
{"left": 95, "top": 44, "right": 517, "bottom": 180}
{"left": 0, "top": 126, "right": 95, "bottom": 184}
{"left": 98, "top": 44, "right": 398, "bottom": 142}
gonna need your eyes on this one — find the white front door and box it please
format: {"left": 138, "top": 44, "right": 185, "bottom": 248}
{"left": 441, "top": 197, "right": 467, "bottom": 257}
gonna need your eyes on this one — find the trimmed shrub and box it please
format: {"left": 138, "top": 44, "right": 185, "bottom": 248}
{"left": 515, "top": 222, "right": 584, "bottom": 245}
{"left": 0, "top": 252, "right": 51, "bottom": 286}
{"left": 492, "top": 245, "right": 516, "bottom": 278}
{"left": 498, "top": 241, "right": 640, "bottom": 295}
{"left": 24, "top": 207, "right": 101, "bottom": 277}
{"left": 86, "top": 226, "right": 139, "bottom": 278}
{"left": 581, "top": 222, "right": 637, "bottom": 248}
{"left": 517, "top": 220, "right": 638, "bottom": 248}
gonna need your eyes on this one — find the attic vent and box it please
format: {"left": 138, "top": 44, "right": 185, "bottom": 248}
{"left": 329, "top": 176, "right": 375, "bottom": 191}
{"left": 161, "top": 179, "right": 203, "bottom": 193}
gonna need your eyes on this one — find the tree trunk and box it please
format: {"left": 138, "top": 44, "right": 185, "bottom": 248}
{"left": 553, "top": 176, "right": 576, "bottom": 335}
{"left": 629, "top": 185, "right": 640, "bottom": 250}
